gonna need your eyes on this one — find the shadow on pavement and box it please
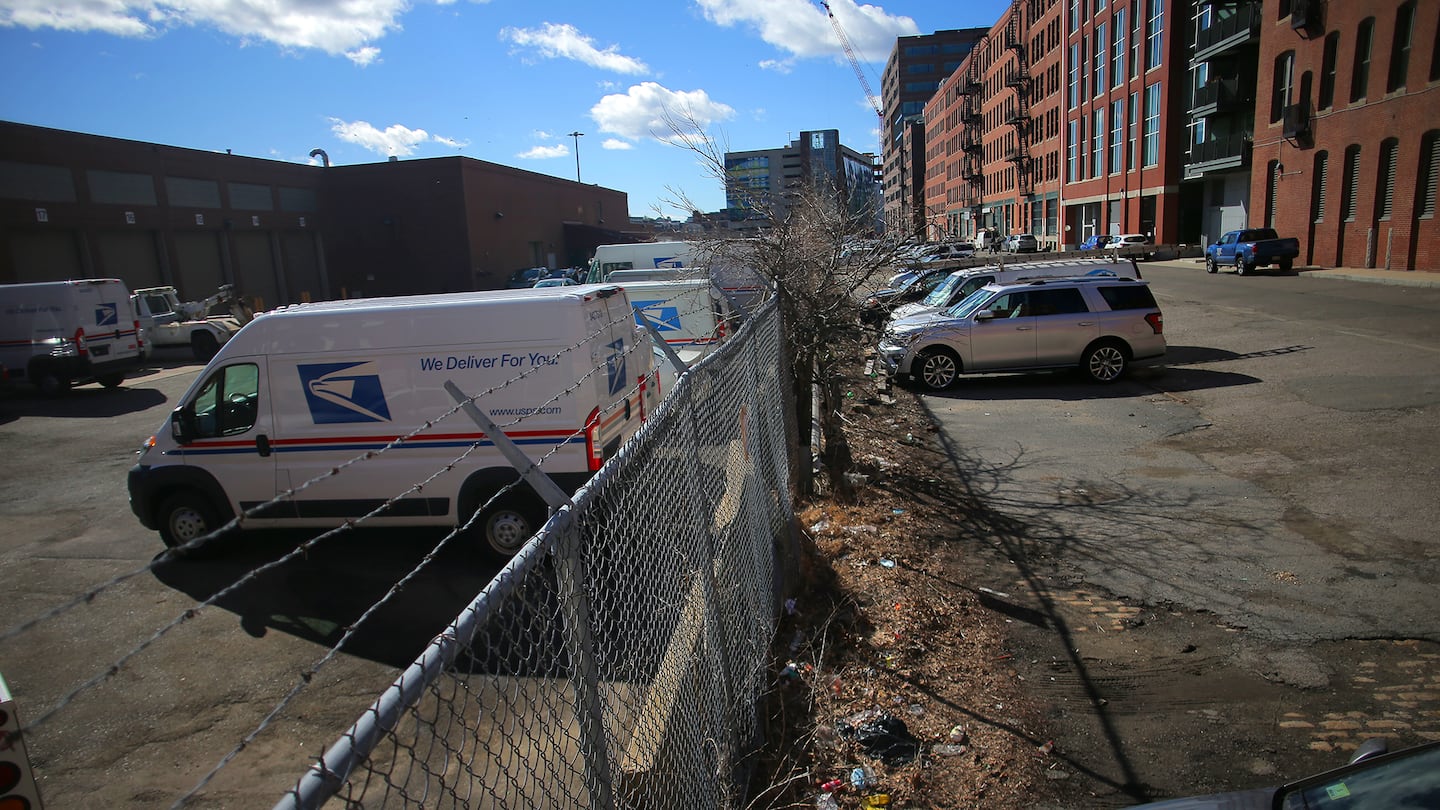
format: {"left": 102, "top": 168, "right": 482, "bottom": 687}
{"left": 151, "top": 528, "right": 504, "bottom": 668}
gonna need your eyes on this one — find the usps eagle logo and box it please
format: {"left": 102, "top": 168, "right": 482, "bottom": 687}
{"left": 298, "top": 362, "right": 392, "bottom": 424}
{"left": 631, "top": 300, "right": 681, "bottom": 332}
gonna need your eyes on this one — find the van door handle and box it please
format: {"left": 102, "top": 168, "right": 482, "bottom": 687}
{"left": 256, "top": 435, "right": 271, "bottom": 457}
{"left": 1077, "top": 320, "right": 1097, "bottom": 326}
{"left": 1014, "top": 325, "right": 1033, "bottom": 331}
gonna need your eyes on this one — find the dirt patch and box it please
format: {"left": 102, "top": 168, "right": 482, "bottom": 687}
{"left": 747, "top": 377, "right": 1069, "bottom": 808}
{"left": 747, "top": 365, "right": 1440, "bottom": 809}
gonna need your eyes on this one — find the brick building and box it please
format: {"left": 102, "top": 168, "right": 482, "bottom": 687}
{"left": 881, "top": 28, "right": 988, "bottom": 234}
{"left": 1061, "top": 0, "right": 1193, "bottom": 248}
{"left": 0, "top": 121, "right": 633, "bottom": 303}
{"left": 1250, "top": 0, "right": 1440, "bottom": 272}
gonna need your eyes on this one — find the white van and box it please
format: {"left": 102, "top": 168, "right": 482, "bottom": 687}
{"left": 886, "top": 258, "right": 1140, "bottom": 326}
{"left": 621, "top": 279, "right": 736, "bottom": 391}
{"left": 585, "top": 241, "right": 698, "bottom": 284}
{"left": 0, "top": 278, "right": 144, "bottom": 395}
{"left": 127, "top": 285, "right": 660, "bottom": 557}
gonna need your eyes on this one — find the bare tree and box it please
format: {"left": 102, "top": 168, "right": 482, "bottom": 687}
{"left": 656, "top": 110, "right": 917, "bottom": 499}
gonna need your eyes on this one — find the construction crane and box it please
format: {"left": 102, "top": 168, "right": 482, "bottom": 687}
{"left": 820, "top": 1, "right": 882, "bottom": 122}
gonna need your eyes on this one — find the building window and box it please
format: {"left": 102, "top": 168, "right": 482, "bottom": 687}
{"left": 1431, "top": 13, "right": 1440, "bottom": 82}
{"left": 1277, "top": 0, "right": 1292, "bottom": 20}
{"left": 1094, "top": 23, "right": 1107, "bottom": 97}
{"left": 1265, "top": 160, "right": 1280, "bottom": 228}
{"left": 1131, "top": 0, "right": 1143, "bottom": 79}
{"left": 1068, "top": 42, "right": 1080, "bottom": 109}
{"left": 1272, "top": 51, "right": 1295, "bottom": 123}
{"left": 1376, "top": 139, "right": 1398, "bottom": 220}
{"left": 1068, "top": 119, "right": 1079, "bottom": 182}
{"left": 1110, "top": 98, "right": 1124, "bottom": 173}
{"left": 1142, "top": 82, "right": 1161, "bottom": 167}
{"left": 1146, "top": 0, "right": 1163, "bottom": 71}
{"left": 1387, "top": 2, "right": 1415, "bottom": 93}
{"left": 1312, "top": 151, "right": 1329, "bottom": 223}
{"left": 1351, "top": 18, "right": 1375, "bottom": 103}
{"left": 1070, "top": 0, "right": 1081, "bottom": 34}
{"left": 1112, "top": 9, "right": 1126, "bottom": 87}
{"left": 1342, "top": 145, "right": 1362, "bottom": 221}
{"left": 1419, "top": 132, "right": 1439, "bottom": 218}
{"left": 1092, "top": 108, "right": 1105, "bottom": 178}
{"left": 1128, "top": 90, "right": 1139, "bottom": 170}
{"left": 1319, "top": 32, "right": 1339, "bottom": 110}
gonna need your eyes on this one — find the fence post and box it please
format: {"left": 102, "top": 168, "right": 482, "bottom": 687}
{"left": 445, "top": 381, "right": 615, "bottom": 808}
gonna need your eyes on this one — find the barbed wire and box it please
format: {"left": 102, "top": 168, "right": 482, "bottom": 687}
{"left": 1, "top": 299, "right": 660, "bottom": 743}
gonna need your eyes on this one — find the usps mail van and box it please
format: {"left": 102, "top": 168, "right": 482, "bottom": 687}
{"left": 128, "top": 285, "right": 660, "bottom": 556}
{"left": 0, "top": 278, "right": 144, "bottom": 395}
{"left": 622, "top": 278, "right": 737, "bottom": 391}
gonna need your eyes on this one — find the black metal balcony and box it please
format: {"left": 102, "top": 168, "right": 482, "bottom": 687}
{"left": 1005, "top": 71, "right": 1031, "bottom": 90}
{"left": 1282, "top": 104, "right": 1311, "bottom": 143}
{"left": 1290, "top": 0, "right": 1321, "bottom": 32}
{"left": 1004, "top": 148, "right": 1029, "bottom": 164}
{"left": 1193, "top": 3, "right": 1260, "bottom": 62}
{"left": 957, "top": 80, "right": 982, "bottom": 96}
{"left": 1190, "top": 77, "right": 1241, "bottom": 117}
{"left": 1005, "top": 109, "right": 1030, "bottom": 127}
{"left": 1183, "top": 131, "right": 1252, "bottom": 177}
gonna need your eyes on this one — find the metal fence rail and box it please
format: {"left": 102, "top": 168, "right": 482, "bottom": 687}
{"left": 279, "top": 297, "right": 792, "bottom": 809}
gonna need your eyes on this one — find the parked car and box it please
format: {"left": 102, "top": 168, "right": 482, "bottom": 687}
{"left": 1078, "top": 234, "right": 1112, "bottom": 251}
{"left": 878, "top": 275, "right": 1165, "bottom": 390}
{"left": 1004, "top": 233, "right": 1039, "bottom": 253}
{"left": 859, "top": 267, "right": 952, "bottom": 325}
{"left": 1205, "top": 228, "right": 1301, "bottom": 275}
{"left": 886, "top": 259, "right": 1142, "bottom": 326}
{"left": 533, "top": 277, "right": 577, "bottom": 288}
{"left": 1110, "top": 233, "right": 1156, "bottom": 260}
{"left": 506, "top": 267, "right": 551, "bottom": 289}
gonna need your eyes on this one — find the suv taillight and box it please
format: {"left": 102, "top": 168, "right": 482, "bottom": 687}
{"left": 1144, "top": 312, "right": 1163, "bottom": 334}
{"left": 134, "top": 319, "right": 144, "bottom": 352}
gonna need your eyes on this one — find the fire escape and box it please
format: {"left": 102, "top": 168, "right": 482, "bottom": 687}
{"left": 1003, "top": 3, "right": 1034, "bottom": 198}
{"left": 958, "top": 38, "right": 986, "bottom": 220}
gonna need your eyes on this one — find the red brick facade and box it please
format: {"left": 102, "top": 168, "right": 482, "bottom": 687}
{"left": 1251, "top": 0, "right": 1440, "bottom": 271}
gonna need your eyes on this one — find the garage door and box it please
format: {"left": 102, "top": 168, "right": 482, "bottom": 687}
{"left": 7, "top": 229, "right": 83, "bottom": 282}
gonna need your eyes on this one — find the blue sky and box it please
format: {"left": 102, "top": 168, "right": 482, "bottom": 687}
{"left": 1, "top": 0, "right": 1008, "bottom": 218}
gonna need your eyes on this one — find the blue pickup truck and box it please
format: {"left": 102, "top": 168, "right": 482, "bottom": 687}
{"left": 1205, "top": 228, "right": 1301, "bottom": 275}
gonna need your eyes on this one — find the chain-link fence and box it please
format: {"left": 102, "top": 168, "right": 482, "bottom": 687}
{"left": 278, "top": 296, "right": 794, "bottom": 809}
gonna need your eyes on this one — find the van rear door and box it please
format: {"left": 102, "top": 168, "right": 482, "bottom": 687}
{"left": 588, "top": 288, "right": 652, "bottom": 466}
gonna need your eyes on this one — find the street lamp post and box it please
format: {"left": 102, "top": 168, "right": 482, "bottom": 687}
{"left": 568, "top": 131, "right": 584, "bottom": 182}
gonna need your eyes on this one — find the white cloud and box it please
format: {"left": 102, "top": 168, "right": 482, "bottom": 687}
{"left": 601, "top": 138, "right": 632, "bottom": 150}
{"left": 500, "top": 22, "right": 648, "bottom": 74}
{"left": 590, "top": 82, "right": 735, "bottom": 143}
{"left": 517, "top": 144, "right": 570, "bottom": 160}
{"left": 694, "top": 0, "right": 918, "bottom": 62}
{"left": 533, "top": 129, "right": 555, "bottom": 140}
{"left": 758, "top": 58, "right": 793, "bottom": 73}
{"left": 328, "top": 118, "right": 461, "bottom": 158}
{"left": 0, "top": 0, "right": 409, "bottom": 59}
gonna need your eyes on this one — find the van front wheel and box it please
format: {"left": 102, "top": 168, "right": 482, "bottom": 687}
{"left": 158, "top": 491, "right": 222, "bottom": 552}
{"left": 471, "top": 492, "right": 547, "bottom": 557}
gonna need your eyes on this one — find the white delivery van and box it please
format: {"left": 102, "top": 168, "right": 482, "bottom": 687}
{"left": 128, "top": 285, "right": 661, "bottom": 557}
{"left": 0, "top": 278, "right": 144, "bottom": 395}
{"left": 621, "top": 278, "right": 736, "bottom": 392}
{"left": 886, "top": 258, "right": 1140, "bottom": 326}
{"left": 585, "top": 241, "right": 698, "bottom": 284}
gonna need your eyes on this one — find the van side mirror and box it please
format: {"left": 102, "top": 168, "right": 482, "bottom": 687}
{"left": 975, "top": 309, "right": 996, "bottom": 321}
{"left": 170, "top": 405, "right": 195, "bottom": 444}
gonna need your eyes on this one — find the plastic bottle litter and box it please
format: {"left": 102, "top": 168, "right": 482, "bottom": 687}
{"left": 849, "top": 765, "right": 875, "bottom": 790}
{"left": 820, "top": 778, "right": 844, "bottom": 792}
{"left": 931, "top": 744, "right": 967, "bottom": 756}
{"left": 878, "top": 557, "right": 896, "bottom": 569}
{"left": 815, "top": 793, "right": 840, "bottom": 810}
{"left": 861, "top": 795, "right": 891, "bottom": 809}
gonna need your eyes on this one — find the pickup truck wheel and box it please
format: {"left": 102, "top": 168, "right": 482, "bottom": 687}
{"left": 1279, "top": 258, "right": 1294, "bottom": 273}
{"left": 1235, "top": 256, "right": 1250, "bottom": 276}
{"left": 1205, "top": 256, "right": 1218, "bottom": 274}
{"left": 191, "top": 332, "right": 220, "bottom": 362}
{"left": 1082, "top": 341, "right": 1128, "bottom": 384}
{"left": 97, "top": 372, "right": 126, "bottom": 388}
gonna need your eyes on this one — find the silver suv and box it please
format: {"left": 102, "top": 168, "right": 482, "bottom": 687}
{"left": 878, "top": 276, "right": 1165, "bottom": 390}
